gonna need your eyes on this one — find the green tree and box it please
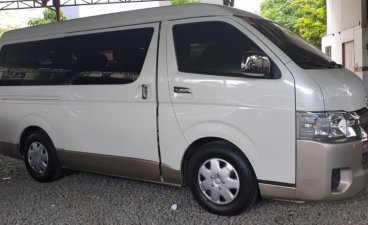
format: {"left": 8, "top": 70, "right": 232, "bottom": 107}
{"left": 170, "top": 0, "right": 199, "bottom": 5}
{"left": 260, "top": 0, "right": 326, "bottom": 48}
{"left": 28, "top": 8, "right": 67, "bottom": 26}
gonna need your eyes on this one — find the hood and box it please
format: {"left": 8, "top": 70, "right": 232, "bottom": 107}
{"left": 306, "top": 69, "right": 366, "bottom": 112}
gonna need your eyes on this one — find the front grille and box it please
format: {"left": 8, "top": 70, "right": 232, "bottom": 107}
{"left": 355, "top": 107, "right": 368, "bottom": 139}
{"left": 355, "top": 108, "right": 368, "bottom": 170}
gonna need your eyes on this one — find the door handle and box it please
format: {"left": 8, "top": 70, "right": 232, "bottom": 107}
{"left": 174, "top": 87, "right": 192, "bottom": 94}
{"left": 142, "top": 84, "right": 148, "bottom": 99}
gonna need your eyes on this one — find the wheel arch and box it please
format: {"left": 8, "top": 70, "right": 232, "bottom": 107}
{"left": 16, "top": 115, "right": 60, "bottom": 156}
{"left": 19, "top": 126, "right": 51, "bottom": 156}
{"left": 180, "top": 137, "right": 258, "bottom": 186}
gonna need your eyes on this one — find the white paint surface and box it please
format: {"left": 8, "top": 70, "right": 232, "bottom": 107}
{"left": 0, "top": 0, "right": 263, "bottom": 29}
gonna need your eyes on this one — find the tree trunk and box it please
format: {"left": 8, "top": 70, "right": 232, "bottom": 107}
{"left": 52, "top": 0, "right": 61, "bottom": 21}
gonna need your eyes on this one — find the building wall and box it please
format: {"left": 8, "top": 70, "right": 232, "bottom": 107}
{"left": 322, "top": 0, "right": 368, "bottom": 82}
{"left": 326, "top": 0, "right": 362, "bottom": 35}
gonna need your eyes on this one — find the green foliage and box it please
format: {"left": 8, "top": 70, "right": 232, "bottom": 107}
{"left": 260, "top": 0, "right": 326, "bottom": 48}
{"left": 28, "top": 8, "right": 67, "bottom": 26}
{"left": 170, "top": 0, "right": 199, "bottom": 5}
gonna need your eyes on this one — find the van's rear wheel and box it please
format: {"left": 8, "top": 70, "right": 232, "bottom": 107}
{"left": 23, "top": 130, "right": 63, "bottom": 182}
{"left": 187, "top": 141, "right": 258, "bottom": 215}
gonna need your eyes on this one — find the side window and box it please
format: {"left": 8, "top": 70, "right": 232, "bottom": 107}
{"left": 172, "top": 21, "right": 271, "bottom": 77}
{"left": 0, "top": 27, "right": 154, "bottom": 86}
{"left": 0, "top": 39, "right": 69, "bottom": 86}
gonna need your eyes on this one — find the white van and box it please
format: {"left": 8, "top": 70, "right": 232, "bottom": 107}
{"left": 0, "top": 4, "right": 367, "bottom": 215}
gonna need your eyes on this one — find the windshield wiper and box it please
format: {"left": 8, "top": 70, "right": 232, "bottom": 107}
{"left": 294, "top": 59, "right": 342, "bottom": 69}
{"left": 327, "top": 61, "right": 343, "bottom": 68}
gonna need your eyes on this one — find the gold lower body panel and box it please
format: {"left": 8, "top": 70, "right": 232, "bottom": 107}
{"left": 56, "top": 149, "right": 182, "bottom": 186}
{"left": 0, "top": 142, "right": 182, "bottom": 186}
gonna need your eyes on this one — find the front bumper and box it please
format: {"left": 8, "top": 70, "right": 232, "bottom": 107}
{"left": 296, "top": 139, "right": 368, "bottom": 200}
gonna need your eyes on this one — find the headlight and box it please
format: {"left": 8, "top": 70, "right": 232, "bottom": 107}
{"left": 297, "top": 111, "right": 360, "bottom": 142}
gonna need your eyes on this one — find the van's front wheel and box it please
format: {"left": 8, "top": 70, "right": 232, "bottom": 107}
{"left": 187, "top": 141, "right": 258, "bottom": 215}
{"left": 23, "top": 130, "right": 63, "bottom": 182}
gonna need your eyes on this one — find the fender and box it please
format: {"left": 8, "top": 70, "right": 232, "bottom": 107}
{"left": 181, "top": 120, "right": 263, "bottom": 179}
{"left": 16, "top": 114, "right": 61, "bottom": 149}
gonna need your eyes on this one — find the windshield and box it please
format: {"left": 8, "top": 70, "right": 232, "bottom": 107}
{"left": 242, "top": 17, "right": 341, "bottom": 69}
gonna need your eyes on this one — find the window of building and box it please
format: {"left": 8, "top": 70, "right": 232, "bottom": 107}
{"left": 172, "top": 21, "right": 276, "bottom": 78}
{"left": 342, "top": 41, "right": 355, "bottom": 72}
{"left": 325, "top": 46, "right": 331, "bottom": 58}
{"left": 0, "top": 27, "right": 154, "bottom": 86}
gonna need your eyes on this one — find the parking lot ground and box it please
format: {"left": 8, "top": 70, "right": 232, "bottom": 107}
{"left": 1, "top": 154, "right": 368, "bottom": 225}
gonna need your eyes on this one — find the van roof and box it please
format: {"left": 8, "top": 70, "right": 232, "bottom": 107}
{"left": 0, "top": 3, "right": 263, "bottom": 45}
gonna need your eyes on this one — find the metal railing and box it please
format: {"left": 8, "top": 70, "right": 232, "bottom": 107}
{"left": 0, "top": 0, "right": 167, "bottom": 10}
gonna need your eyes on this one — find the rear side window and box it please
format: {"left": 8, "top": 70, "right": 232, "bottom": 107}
{"left": 172, "top": 21, "right": 266, "bottom": 77}
{"left": 0, "top": 27, "right": 154, "bottom": 86}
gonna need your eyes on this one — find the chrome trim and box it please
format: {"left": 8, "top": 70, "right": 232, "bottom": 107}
{"left": 142, "top": 84, "right": 148, "bottom": 99}
{"left": 173, "top": 87, "right": 192, "bottom": 94}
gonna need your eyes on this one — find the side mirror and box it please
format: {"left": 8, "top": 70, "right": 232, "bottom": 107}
{"left": 241, "top": 52, "right": 271, "bottom": 78}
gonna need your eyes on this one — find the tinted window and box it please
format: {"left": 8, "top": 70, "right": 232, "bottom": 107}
{"left": 243, "top": 17, "right": 341, "bottom": 69}
{"left": 0, "top": 28, "right": 154, "bottom": 86}
{"left": 173, "top": 21, "right": 272, "bottom": 77}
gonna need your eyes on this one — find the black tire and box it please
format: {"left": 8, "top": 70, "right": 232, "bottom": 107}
{"left": 187, "top": 141, "right": 258, "bottom": 216}
{"left": 23, "top": 130, "right": 63, "bottom": 182}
